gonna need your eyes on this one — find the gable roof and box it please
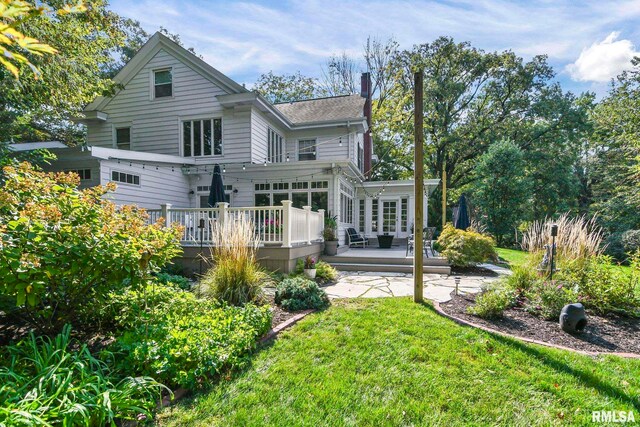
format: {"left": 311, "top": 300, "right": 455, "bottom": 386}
{"left": 273, "top": 94, "right": 365, "bottom": 124}
{"left": 84, "top": 32, "right": 247, "bottom": 112}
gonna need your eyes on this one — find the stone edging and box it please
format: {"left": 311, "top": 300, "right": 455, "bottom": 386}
{"left": 432, "top": 301, "right": 640, "bottom": 359}
{"left": 260, "top": 309, "right": 316, "bottom": 343}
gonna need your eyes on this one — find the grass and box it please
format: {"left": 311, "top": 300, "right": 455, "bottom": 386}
{"left": 496, "top": 247, "right": 529, "bottom": 268}
{"left": 158, "top": 298, "right": 640, "bottom": 426}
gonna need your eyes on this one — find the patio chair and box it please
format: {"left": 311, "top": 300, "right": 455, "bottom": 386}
{"left": 406, "top": 227, "right": 437, "bottom": 257}
{"left": 346, "top": 228, "right": 369, "bottom": 248}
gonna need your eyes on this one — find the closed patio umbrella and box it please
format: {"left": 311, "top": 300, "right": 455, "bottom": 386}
{"left": 207, "top": 164, "right": 226, "bottom": 207}
{"left": 454, "top": 193, "right": 470, "bottom": 230}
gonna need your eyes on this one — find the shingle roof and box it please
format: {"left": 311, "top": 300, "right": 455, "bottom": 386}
{"left": 273, "top": 94, "right": 365, "bottom": 124}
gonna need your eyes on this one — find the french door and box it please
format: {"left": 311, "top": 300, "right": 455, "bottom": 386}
{"left": 382, "top": 200, "right": 397, "bottom": 235}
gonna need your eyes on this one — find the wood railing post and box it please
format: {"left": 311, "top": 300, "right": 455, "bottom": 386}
{"left": 282, "top": 200, "right": 292, "bottom": 248}
{"left": 160, "top": 203, "right": 172, "bottom": 227}
{"left": 303, "top": 206, "right": 312, "bottom": 245}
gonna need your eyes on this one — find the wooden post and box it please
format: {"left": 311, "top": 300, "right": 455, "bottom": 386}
{"left": 414, "top": 70, "right": 424, "bottom": 303}
{"left": 442, "top": 163, "right": 447, "bottom": 229}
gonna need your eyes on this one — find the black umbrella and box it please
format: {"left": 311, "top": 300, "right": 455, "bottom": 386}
{"left": 454, "top": 193, "right": 470, "bottom": 230}
{"left": 207, "top": 164, "right": 226, "bottom": 207}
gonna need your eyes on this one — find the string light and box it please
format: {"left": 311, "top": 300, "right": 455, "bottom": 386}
{"left": 242, "top": 164, "right": 246, "bottom": 171}
{"left": 222, "top": 165, "right": 226, "bottom": 173}
{"left": 339, "top": 137, "right": 342, "bottom": 147}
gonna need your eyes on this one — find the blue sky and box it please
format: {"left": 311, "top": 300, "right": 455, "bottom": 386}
{"left": 109, "top": 0, "right": 640, "bottom": 97}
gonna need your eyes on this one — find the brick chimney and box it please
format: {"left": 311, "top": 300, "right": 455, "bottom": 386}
{"left": 361, "top": 72, "right": 372, "bottom": 179}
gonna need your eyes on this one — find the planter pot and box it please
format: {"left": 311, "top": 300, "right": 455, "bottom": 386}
{"left": 304, "top": 269, "right": 317, "bottom": 279}
{"left": 324, "top": 241, "right": 339, "bottom": 256}
{"left": 377, "top": 234, "right": 394, "bottom": 249}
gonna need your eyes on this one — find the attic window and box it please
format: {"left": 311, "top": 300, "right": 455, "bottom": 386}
{"left": 154, "top": 69, "right": 172, "bottom": 98}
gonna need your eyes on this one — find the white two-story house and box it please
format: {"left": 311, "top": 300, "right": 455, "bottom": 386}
{"left": 27, "top": 32, "right": 439, "bottom": 272}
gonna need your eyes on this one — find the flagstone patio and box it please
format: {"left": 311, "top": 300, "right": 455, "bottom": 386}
{"left": 323, "top": 265, "right": 508, "bottom": 302}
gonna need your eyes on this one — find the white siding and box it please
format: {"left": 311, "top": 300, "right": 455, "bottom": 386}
{"left": 285, "top": 127, "right": 353, "bottom": 163}
{"left": 87, "top": 49, "right": 252, "bottom": 163}
{"left": 100, "top": 159, "right": 190, "bottom": 209}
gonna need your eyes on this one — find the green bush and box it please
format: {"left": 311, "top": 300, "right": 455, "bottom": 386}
{"left": 0, "top": 163, "right": 182, "bottom": 333}
{"left": 0, "top": 325, "right": 166, "bottom": 426}
{"left": 622, "top": 230, "right": 640, "bottom": 255}
{"left": 315, "top": 261, "right": 338, "bottom": 283}
{"left": 436, "top": 224, "right": 498, "bottom": 267}
{"left": 558, "top": 255, "right": 640, "bottom": 316}
{"left": 525, "top": 281, "right": 577, "bottom": 320}
{"left": 467, "top": 288, "right": 517, "bottom": 319}
{"left": 112, "top": 285, "right": 272, "bottom": 389}
{"left": 503, "top": 265, "right": 538, "bottom": 294}
{"left": 155, "top": 271, "right": 191, "bottom": 290}
{"left": 275, "top": 276, "right": 330, "bottom": 311}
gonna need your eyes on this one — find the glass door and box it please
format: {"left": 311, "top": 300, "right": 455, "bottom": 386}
{"left": 382, "top": 201, "right": 397, "bottom": 235}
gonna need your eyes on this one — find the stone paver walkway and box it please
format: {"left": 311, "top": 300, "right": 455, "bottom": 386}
{"left": 323, "top": 264, "right": 508, "bottom": 303}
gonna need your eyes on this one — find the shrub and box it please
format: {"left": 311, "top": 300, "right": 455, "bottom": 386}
{"left": 315, "top": 261, "right": 338, "bottom": 283}
{"left": 467, "top": 288, "right": 517, "bottom": 319}
{"left": 112, "top": 285, "right": 272, "bottom": 389}
{"left": 503, "top": 265, "right": 538, "bottom": 295}
{"left": 200, "top": 217, "right": 269, "bottom": 306}
{"left": 275, "top": 276, "right": 330, "bottom": 311}
{"left": 604, "top": 231, "right": 628, "bottom": 262}
{"left": 0, "top": 163, "right": 182, "bottom": 333}
{"left": 436, "top": 224, "right": 497, "bottom": 267}
{"left": 558, "top": 255, "right": 640, "bottom": 316}
{"left": 0, "top": 325, "right": 166, "bottom": 425}
{"left": 155, "top": 271, "right": 191, "bottom": 290}
{"left": 622, "top": 230, "right": 640, "bottom": 255}
{"left": 525, "top": 281, "right": 577, "bottom": 320}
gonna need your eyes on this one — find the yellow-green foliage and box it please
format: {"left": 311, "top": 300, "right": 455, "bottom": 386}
{"left": 315, "top": 261, "right": 338, "bottom": 283}
{"left": 200, "top": 217, "right": 269, "bottom": 306}
{"left": 0, "top": 163, "right": 183, "bottom": 332}
{"left": 436, "top": 224, "right": 497, "bottom": 267}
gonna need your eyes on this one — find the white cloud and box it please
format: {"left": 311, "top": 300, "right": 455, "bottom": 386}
{"left": 566, "top": 32, "right": 639, "bottom": 82}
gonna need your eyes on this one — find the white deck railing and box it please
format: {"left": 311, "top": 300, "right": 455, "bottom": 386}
{"left": 146, "top": 201, "right": 324, "bottom": 247}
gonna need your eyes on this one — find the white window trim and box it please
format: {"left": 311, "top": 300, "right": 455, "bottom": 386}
{"left": 268, "top": 127, "right": 284, "bottom": 163}
{"left": 112, "top": 124, "right": 133, "bottom": 150}
{"left": 150, "top": 67, "right": 174, "bottom": 101}
{"left": 179, "top": 116, "right": 224, "bottom": 158}
{"left": 297, "top": 138, "right": 317, "bottom": 161}
{"left": 110, "top": 169, "right": 141, "bottom": 187}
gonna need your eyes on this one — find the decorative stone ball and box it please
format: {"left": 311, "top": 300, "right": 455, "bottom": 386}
{"left": 559, "top": 303, "right": 587, "bottom": 333}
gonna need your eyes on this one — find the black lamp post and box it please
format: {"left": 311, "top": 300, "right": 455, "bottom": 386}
{"left": 550, "top": 224, "right": 558, "bottom": 281}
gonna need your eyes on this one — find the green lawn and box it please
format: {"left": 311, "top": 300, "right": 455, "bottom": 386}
{"left": 496, "top": 247, "right": 529, "bottom": 268}
{"left": 158, "top": 298, "right": 640, "bottom": 426}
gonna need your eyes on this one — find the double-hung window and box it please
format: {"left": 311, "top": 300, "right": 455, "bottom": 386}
{"left": 153, "top": 69, "right": 172, "bottom": 98}
{"left": 115, "top": 127, "right": 131, "bottom": 150}
{"left": 182, "top": 118, "right": 222, "bottom": 157}
{"left": 298, "top": 139, "right": 316, "bottom": 161}
{"left": 268, "top": 128, "right": 284, "bottom": 163}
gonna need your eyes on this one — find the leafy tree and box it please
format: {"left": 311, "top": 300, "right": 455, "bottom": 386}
{"left": 1, "top": 0, "right": 127, "bottom": 145}
{"left": 471, "top": 139, "right": 530, "bottom": 246}
{"left": 590, "top": 59, "right": 640, "bottom": 235}
{"left": 253, "top": 71, "right": 318, "bottom": 103}
{"left": 370, "top": 37, "right": 589, "bottom": 227}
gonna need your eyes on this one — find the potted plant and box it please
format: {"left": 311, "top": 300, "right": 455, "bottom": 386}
{"left": 303, "top": 256, "right": 317, "bottom": 279}
{"left": 323, "top": 215, "right": 339, "bottom": 255}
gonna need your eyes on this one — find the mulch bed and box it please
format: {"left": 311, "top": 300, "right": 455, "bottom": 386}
{"left": 450, "top": 266, "right": 499, "bottom": 277}
{"left": 264, "top": 294, "right": 307, "bottom": 328}
{"left": 441, "top": 293, "right": 640, "bottom": 355}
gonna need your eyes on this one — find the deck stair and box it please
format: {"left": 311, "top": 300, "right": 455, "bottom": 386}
{"left": 322, "top": 248, "right": 451, "bottom": 275}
